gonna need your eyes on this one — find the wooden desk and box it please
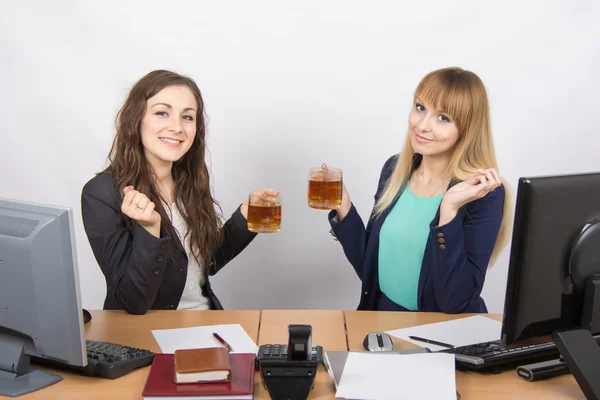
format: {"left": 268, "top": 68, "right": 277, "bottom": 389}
{"left": 19, "top": 310, "right": 261, "bottom": 400}
{"left": 344, "top": 311, "right": 585, "bottom": 400}
{"left": 13, "top": 310, "right": 583, "bottom": 400}
{"left": 255, "top": 310, "right": 346, "bottom": 400}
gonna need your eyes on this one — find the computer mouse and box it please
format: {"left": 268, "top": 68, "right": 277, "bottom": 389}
{"left": 82, "top": 308, "right": 92, "bottom": 324}
{"left": 363, "top": 332, "right": 394, "bottom": 351}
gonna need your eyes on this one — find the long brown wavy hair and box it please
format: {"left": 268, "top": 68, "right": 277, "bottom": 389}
{"left": 107, "top": 69, "right": 222, "bottom": 266}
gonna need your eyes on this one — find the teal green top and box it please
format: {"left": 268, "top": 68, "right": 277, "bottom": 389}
{"left": 378, "top": 184, "right": 443, "bottom": 310}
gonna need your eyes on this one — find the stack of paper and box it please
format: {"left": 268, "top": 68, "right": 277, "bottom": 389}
{"left": 386, "top": 315, "right": 502, "bottom": 352}
{"left": 335, "top": 352, "right": 456, "bottom": 400}
{"left": 151, "top": 324, "right": 259, "bottom": 354}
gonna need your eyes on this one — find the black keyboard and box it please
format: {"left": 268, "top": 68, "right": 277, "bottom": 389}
{"left": 34, "top": 340, "right": 155, "bottom": 379}
{"left": 439, "top": 340, "right": 559, "bottom": 372}
{"left": 83, "top": 340, "right": 155, "bottom": 379}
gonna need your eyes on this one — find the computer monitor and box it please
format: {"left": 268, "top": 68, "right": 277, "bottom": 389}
{"left": 0, "top": 198, "right": 86, "bottom": 397}
{"left": 500, "top": 172, "right": 600, "bottom": 398}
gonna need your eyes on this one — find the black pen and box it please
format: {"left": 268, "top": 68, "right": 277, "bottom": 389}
{"left": 409, "top": 335, "right": 454, "bottom": 348}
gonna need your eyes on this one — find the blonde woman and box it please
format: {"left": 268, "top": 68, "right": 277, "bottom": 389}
{"left": 326, "top": 67, "right": 512, "bottom": 313}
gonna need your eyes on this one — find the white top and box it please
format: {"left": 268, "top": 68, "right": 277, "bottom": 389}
{"left": 166, "top": 204, "right": 211, "bottom": 310}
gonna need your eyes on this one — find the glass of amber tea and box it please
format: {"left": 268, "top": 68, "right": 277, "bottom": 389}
{"left": 307, "top": 167, "right": 343, "bottom": 210}
{"left": 247, "top": 191, "right": 282, "bottom": 233}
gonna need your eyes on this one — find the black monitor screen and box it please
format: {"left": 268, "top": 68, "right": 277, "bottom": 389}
{"left": 501, "top": 172, "right": 600, "bottom": 345}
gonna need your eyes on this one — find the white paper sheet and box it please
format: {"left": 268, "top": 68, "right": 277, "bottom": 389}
{"left": 151, "top": 323, "right": 259, "bottom": 354}
{"left": 386, "top": 315, "right": 502, "bottom": 352}
{"left": 335, "top": 352, "right": 456, "bottom": 400}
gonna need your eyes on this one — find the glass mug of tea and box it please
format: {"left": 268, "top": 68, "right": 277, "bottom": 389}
{"left": 307, "top": 167, "right": 343, "bottom": 210}
{"left": 247, "top": 191, "right": 282, "bottom": 233}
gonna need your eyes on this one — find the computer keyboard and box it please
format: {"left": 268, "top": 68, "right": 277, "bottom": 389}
{"left": 34, "top": 339, "right": 155, "bottom": 379}
{"left": 83, "top": 340, "right": 155, "bottom": 379}
{"left": 439, "top": 339, "right": 559, "bottom": 372}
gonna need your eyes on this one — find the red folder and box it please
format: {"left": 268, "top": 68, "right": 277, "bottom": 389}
{"left": 142, "top": 353, "right": 255, "bottom": 399}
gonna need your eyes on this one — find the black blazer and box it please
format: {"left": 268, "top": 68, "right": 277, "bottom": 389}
{"left": 81, "top": 171, "right": 257, "bottom": 314}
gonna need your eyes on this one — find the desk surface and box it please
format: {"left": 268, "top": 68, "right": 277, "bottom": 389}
{"left": 344, "top": 311, "right": 585, "bottom": 400}
{"left": 19, "top": 310, "right": 261, "bottom": 400}
{"left": 13, "top": 310, "right": 587, "bottom": 400}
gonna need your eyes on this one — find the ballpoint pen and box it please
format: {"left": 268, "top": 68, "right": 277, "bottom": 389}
{"left": 409, "top": 335, "right": 454, "bottom": 349}
{"left": 213, "top": 332, "right": 234, "bottom": 352}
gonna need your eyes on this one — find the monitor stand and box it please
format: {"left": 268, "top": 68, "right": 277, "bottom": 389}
{"left": 552, "top": 278, "right": 600, "bottom": 400}
{"left": 553, "top": 329, "right": 600, "bottom": 400}
{"left": 0, "top": 339, "right": 63, "bottom": 397}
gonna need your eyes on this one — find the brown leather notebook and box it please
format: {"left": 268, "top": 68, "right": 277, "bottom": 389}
{"left": 173, "top": 347, "right": 232, "bottom": 384}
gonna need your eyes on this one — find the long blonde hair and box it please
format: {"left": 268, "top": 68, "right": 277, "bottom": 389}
{"left": 374, "top": 67, "right": 512, "bottom": 266}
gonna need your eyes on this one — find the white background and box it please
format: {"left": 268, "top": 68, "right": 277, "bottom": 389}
{"left": 1, "top": 1, "right": 599, "bottom": 313}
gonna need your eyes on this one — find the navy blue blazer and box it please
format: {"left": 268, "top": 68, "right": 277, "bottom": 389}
{"left": 328, "top": 154, "right": 505, "bottom": 313}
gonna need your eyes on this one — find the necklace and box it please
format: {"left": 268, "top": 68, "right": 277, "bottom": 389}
{"left": 412, "top": 170, "right": 450, "bottom": 198}
{"left": 429, "top": 181, "right": 447, "bottom": 197}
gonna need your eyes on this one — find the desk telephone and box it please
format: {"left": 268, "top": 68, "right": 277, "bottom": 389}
{"left": 258, "top": 324, "right": 320, "bottom": 400}
{"left": 255, "top": 343, "right": 324, "bottom": 370}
